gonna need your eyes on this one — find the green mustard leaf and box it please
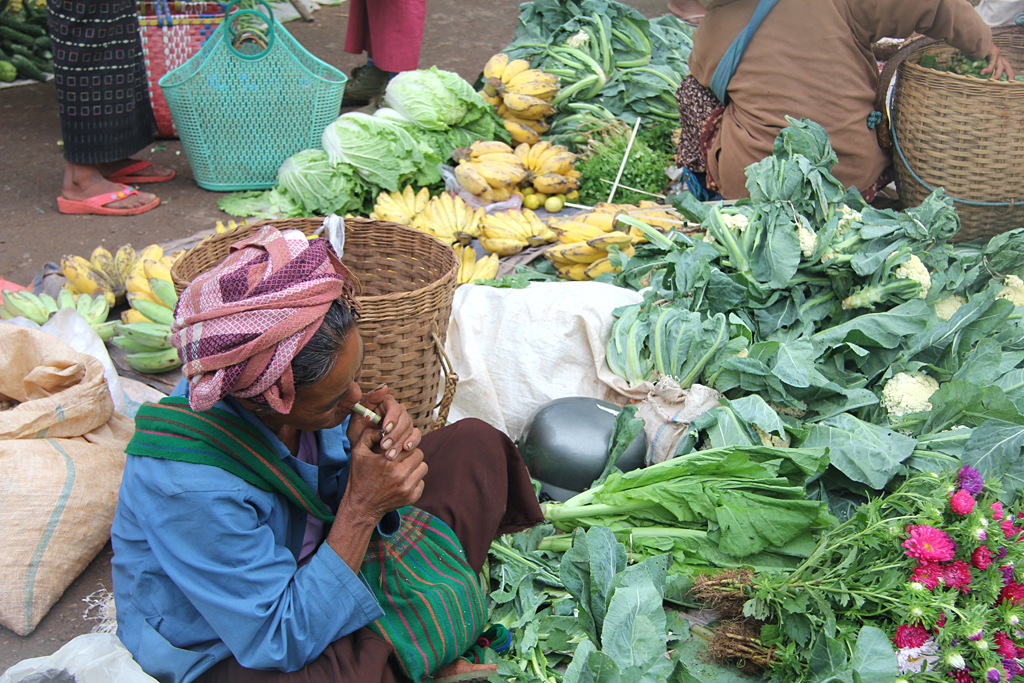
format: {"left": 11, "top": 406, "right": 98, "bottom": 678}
{"left": 803, "top": 413, "right": 917, "bottom": 489}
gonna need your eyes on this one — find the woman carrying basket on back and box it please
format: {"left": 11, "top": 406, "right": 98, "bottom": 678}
{"left": 676, "top": 0, "right": 1014, "bottom": 202}
{"left": 110, "top": 226, "right": 543, "bottom": 683}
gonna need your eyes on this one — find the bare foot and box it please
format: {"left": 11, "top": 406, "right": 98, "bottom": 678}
{"left": 95, "top": 158, "right": 174, "bottom": 181}
{"left": 63, "top": 162, "right": 157, "bottom": 210}
{"left": 434, "top": 658, "right": 497, "bottom": 679}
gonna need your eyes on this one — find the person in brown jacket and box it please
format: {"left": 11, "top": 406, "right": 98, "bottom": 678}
{"left": 680, "top": 0, "right": 1014, "bottom": 201}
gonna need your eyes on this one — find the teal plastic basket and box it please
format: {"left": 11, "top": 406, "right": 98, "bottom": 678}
{"left": 159, "top": 1, "right": 346, "bottom": 191}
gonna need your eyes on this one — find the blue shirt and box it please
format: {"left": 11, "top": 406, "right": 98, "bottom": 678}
{"left": 110, "top": 381, "right": 399, "bottom": 683}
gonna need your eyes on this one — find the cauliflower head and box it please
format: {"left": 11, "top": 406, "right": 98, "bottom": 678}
{"left": 894, "top": 254, "right": 931, "bottom": 299}
{"left": 880, "top": 372, "right": 940, "bottom": 417}
{"left": 998, "top": 275, "right": 1024, "bottom": 307}
{"left": 934, "top": 294, "right": 966, "bottom": 321}
{"left": 721, "top": 213, "right": 749, "bottom": 232}
{"left": 565, "top": 30, "right": 590, "bottom": 49}
{"left": 837, "top": 204, "right": 863, "bottom": 236}
{"left": 798, "top": 224, "right": 817, "bottom": 258}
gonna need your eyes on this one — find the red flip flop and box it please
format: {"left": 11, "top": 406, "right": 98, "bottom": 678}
{"left": 57, "top": 184, "right": 161, "bottom": 216}
{"left": 103, "top": 159, "right": 176, "bottom": 184}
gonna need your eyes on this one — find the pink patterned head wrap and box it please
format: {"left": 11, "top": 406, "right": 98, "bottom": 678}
{"left": 172, "top": 226, "right": 358, "bottom": 413}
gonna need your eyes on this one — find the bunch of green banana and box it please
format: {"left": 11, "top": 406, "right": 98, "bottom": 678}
{"left": 454, "top": 245, "right": 500, "bottom": 285}
{"left": 1, "top": 288, "right": 117, "bottom": 340}
{"left": 370, "top": 186, "right": 431, "bottom": 226}
{"left": 110, "top": 321, "right": 182, "bottom": 374}
{"left": 410, "top": 193, "right": 485, "bottom": 245}
{"left": 478, "top": 208, "right": 557, "bottom": 256}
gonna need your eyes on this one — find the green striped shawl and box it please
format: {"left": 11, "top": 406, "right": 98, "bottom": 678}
{"left": 126, "top": 397, "right": 487, "bottom": 682}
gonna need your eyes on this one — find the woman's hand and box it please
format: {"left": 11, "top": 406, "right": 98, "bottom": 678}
{"left": 343, "top": 423, "right": 427, "bottom": 522}
{"left": 982, "top": 44, "right": 1015, "bottom": 81}
{"left": 358, "top": 384, "right": 421, "bottom": 461}
{"left": 434, "top": 659, "right": 498, "bottom": 679}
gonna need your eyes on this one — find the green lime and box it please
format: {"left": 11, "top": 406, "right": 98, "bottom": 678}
{"left": 544, "top": 196, "right": 565, "bottom": 213}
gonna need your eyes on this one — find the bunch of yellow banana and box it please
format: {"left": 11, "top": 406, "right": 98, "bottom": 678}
{"left": 60, "top": 243, "right": 139, "bottom": 305}
{"left": 370, "top": 186, "right": 431, "bottom": 226}
{"left": 453, "top": 141, "right": 528, "bottom": 204}
{"left": 479, "top": 54, "right": 559, "bottom": 145}
{"left": 478, "top": 209, "right": 557, "bottom": 256}
{"left": 513, "top": 141, "right": 582, "bottom": 195}
{"left": 544, "top": 217, "right": 636, "bottom": 281}
{"left": 214, "top": 219, "right": 248, "bottom": 234}
{"left": 581, "top": 201, "right": 682, "bottom": 244}
{"left": 454, "top": 245, "right": 500, "bottom": 285}
{"left": 121, "top": 246, "right": 183, "bottom": 327}
{"left": 409, "top": 192, "right": 485, "bottom": 246}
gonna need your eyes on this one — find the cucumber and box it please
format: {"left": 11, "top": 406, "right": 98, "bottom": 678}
{"left": 0, "top": 24, "right": 35, "bottom": 45}
{"left": 0, "top": 13, "right": 45, "bottom": 38}
{"left": 7, "top": 41, "right": 32, "bottom": 57}
{"left": 33, "top": 34, "right": 49, "bottom": 48}
{"left": 10, "top": 53, "right": 44, "bottom": 80}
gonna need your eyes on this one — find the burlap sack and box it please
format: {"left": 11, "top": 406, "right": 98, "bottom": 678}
{"left": 0, "top": 325, "right": 134, "bottom": 636}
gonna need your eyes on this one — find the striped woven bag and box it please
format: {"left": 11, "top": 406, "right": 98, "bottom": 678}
{"left": 361, "top": 507, "right": 488, "bottom": 683}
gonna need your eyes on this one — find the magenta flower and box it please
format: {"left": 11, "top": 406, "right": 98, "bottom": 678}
{"left": 1002, "top": 519, "right": 1022, "bottom": 540}
{"left": 944, "top": 560, "right": 974, "bottom": 592}
{"left": 973, "top": 546, "right": 995, "bottom": 571}
{"left": 987, "top": 668, "right": 1003, "bottom": 683}
{"left": 902, "top": 525, "right": 956, "bottom": 562}
{"left": 954, "top": 668, "right": 974, "bottom": 683}
{"left": 995, "top": 631, "right": 1018, "bottom": 658}
{"left": 912, "top": 562, "right": 945, "bottom": 590}
{"left": 1003, "top": 659, "right": 1022, "bottom": 679}
{"left": 959, "top": 466, "right": 985, "bottom": 495}
{"left": 951, "top": 489, "right": 977, "bottom": 515}
{"left": 893, "top": 623, "right": 931, "bottom": 648}
{"left": 993, "top": 502, "right": 1005, "bottom": 521}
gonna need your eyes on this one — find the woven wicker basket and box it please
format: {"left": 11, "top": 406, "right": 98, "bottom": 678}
{"left": 889, "top": 29, "right": 1024, "bottom": 242}
{"left": 170, "top": 218, "right": 460, "bottom": 432}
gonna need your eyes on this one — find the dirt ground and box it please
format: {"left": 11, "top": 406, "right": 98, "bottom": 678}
{"left": 0, "top": 0, "right": 669, "bottom": 672}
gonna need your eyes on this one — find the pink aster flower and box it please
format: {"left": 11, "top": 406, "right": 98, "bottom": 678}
{"left": 953, "top": 668, "right": 974, "bottom": 683}
{"left": 973, "top": 546, "right": 995, "bottom": 571}
{"left": 952, "top": 489, "right": 977, "bottom": 515}
{"left": 1001, "top": 581, "right": 1024, "bottom": 606}
{"left": 894, "top": 623, "right": 931, "bottom": 649}
{"left": 913, "top": 562, "right": 945, "bottom": 590}
{"left": 903, "top": 526, "right": 957, "bottom": 562}
{"left": 995, "top": 631, "right": 1018, "bottom": 658}
{"left": 944, "top": 560, "right": 974, "bottom": 592}
{"left": 1002, "top": 519, "right": 1022, "bottom": 540}
{"left": 994, "top": 503, "right": 1005, "bottom": 521}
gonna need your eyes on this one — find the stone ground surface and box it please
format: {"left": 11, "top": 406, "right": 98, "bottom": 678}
{"left": 0, "top": 0, "right": 668, "bottom": 672}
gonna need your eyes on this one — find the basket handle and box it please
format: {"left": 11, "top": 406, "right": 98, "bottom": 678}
{"left": 873, "top": 35, "right": 938, "bottom": 156}
{"left": 223, "top": 0, "right": 276, "bottom": 60}
{"left": 428, "top": 331, "right": 458, "bottom": 433}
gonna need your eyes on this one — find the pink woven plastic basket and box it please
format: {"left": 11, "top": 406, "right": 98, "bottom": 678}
{"left": 138, "top": 0, "right": 224, "bottom": 138}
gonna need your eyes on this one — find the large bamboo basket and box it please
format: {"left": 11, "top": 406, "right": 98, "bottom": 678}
{"left": 170, "top": 218, "right": 460, "bottom": 432}
{"left": 887, "top": 29, "right": 1024, "bottom": 242}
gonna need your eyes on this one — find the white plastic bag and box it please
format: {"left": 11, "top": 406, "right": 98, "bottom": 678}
{"left": 0, "top": 308, "right": 126, "bottom": 413}
{"left": 0, "top": 633, "right": 157, "bottom": 683}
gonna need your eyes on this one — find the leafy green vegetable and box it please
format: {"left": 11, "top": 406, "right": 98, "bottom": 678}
{"left": 321, "top": 112, "right": 439, "bottom": 191}
{"left": 576, "top": 124, "right": 670, "bottom": 206}
{"left": 275, "top": 150, "right": 369, "bottom": 217}
{"left": 217, "top": 188, "right": 304, "bottom": 219}
{"left": 543, "top": 444, "right": 829, "bottom": 568}
{"left": 383, "top": 66, "right": 492, "bottom": 131}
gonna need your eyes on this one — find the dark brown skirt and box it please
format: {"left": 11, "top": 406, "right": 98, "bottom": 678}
{"left": 197, "top": 418, "right": 543, "bottom": 683}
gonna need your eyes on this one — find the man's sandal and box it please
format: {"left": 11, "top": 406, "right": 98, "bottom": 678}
{"left": 103, "top": 160, "right": 176, "bottom": 184}
{"left": 57, "top": 184, "right": 161, "bottom": 216}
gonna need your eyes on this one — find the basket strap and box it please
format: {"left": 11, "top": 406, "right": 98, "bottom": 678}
{"left": 874, "top": 35, "right": 938, "bottom": 155}
{"left": 428, "top": 331, "right": 458, "bottom": 433}
{"left": 891, "top": 126, "right": 1018, "bottom": 209}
